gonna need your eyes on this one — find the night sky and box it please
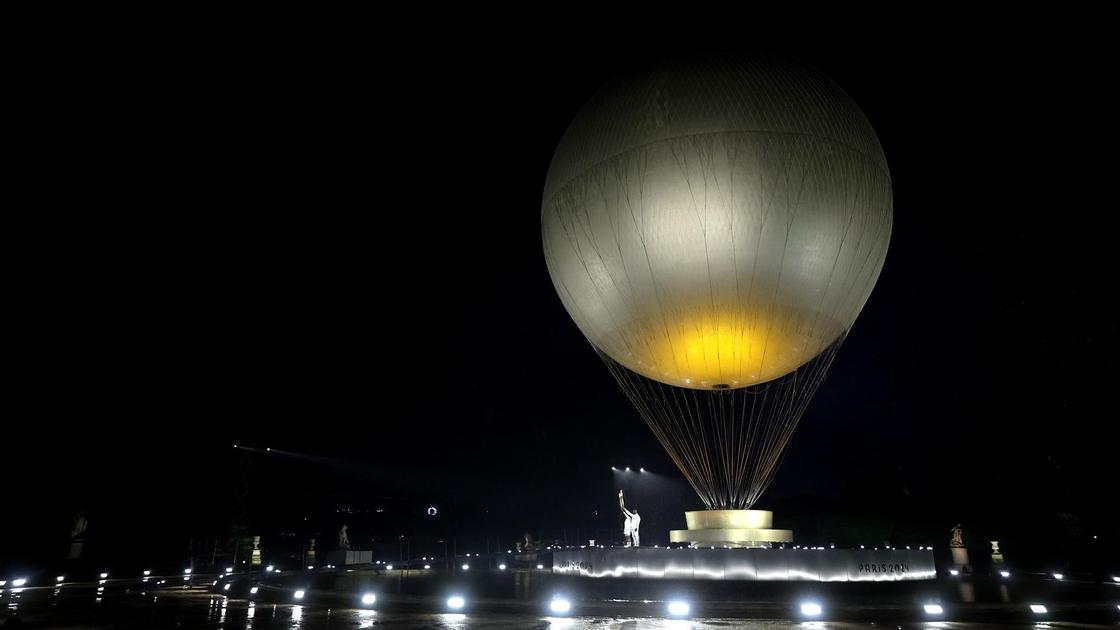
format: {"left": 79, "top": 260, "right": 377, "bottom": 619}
{"left": 6, "top": 31, "right": 1116, "bottom": 570}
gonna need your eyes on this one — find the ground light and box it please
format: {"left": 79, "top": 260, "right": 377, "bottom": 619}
{"left": 223, "top": 584, "right": 231, "bottom": 591}
{"left": 499, "top": 564, "right": 507, "bottom": 570}
{"left": 447, "top": 595, "right": 465, "bottom": 610}
{"left": 667, "top": 600, "right": 690, "bottom": 617}
{"left": 949, "top": 569, "right": 959, "bottom": 576}
{"left": 1000, "top": 570, "right": 1010, "bottom": 578}
{"left": 361, "top": 593, "right": 376, "bottom": 606}
{"left": 923, "top": 604, "right": 944, "bottom": 615}
{"left": 266, "top": 565, "right": 274, "bottom": 572}
{"left": 294, "top": 590, "right": 305, "bottom": 600}
{"left": 800, "top": 602, "right": 823, "bottom": 617}
{"left": 249, "top": 587, "right": 259, "bottom": 594}
{"left": 56, "top": 576, "right": 65, "bottom": 582}
{"left": 462, "top": 564, "right": 469, "bottom": 571}
{"left": 12, "top": 579, "right": 27, "bottom": 587}
{"left": 184, "top": 569, "right": 192, "bottom": 575}
{"left": 1053, "top": 573, "right": 1064, "bottom": 580}
{"left": 100, "top": 573, "right": 109, "bottom": 579}
{"left": 537, "top": 564, "right": 544, "bottom": 569}
{"left": 549, "top": 597, "right": 572, "bottom": 615}
{"left": 1030, "top": 604, "right": 1048, "bottom": 614}
{"left": 424, "top": 565, "right": 431, "bottom": 570}
{"left": 143, "top": 570, "right": 151, "bottom": 576}
{"left": 1112, "top": 576, "right": 1119, "bottom": 582}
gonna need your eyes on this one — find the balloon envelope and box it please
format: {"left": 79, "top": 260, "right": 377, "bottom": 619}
{"left": 543, "top": 56, "right": 892, "bottom": 390}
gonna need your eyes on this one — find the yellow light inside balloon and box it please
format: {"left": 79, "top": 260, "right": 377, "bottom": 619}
{"left": 607, "top": 305, "right": 839, "bottom": 389}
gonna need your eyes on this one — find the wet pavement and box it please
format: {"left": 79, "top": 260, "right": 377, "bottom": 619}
{"left": 4, "top": 587, "right": 1116, "bottom": 630}
{"left": 3, "top": 577, "right": 1119, "bottom": 629}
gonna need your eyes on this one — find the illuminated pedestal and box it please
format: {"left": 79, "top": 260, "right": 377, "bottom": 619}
{"left": 552, "top": 546, "right": 936, "bottom": 581}
{"left": 324, "top": 550, "right": 373, "bottom": 566}
{"left": 950, "top": 546, "right": 970, "bottom": 570}
{"left": 251, "top": 536, "right": 262, "bottom": 567}
{"left": 669, "top": 510, "right": 793, "bottom": 548}
{"left": 989, "top": 540, "right": 1003, "bottom": 565}
{"left": 67, "top": 538, "right": 84, "bottom": 560}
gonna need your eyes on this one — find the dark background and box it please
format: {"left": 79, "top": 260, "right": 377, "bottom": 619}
{"left": 5, "top": 25, "right": 1116, "bottom": 575}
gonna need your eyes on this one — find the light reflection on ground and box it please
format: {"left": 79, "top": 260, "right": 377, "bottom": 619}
{"left": 1, "top": 587, "right": 1117, "bottom": 629}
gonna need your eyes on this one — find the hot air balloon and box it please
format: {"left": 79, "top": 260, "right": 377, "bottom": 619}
{"left": 542, "top": 55, "right": 892, "bottom": 546}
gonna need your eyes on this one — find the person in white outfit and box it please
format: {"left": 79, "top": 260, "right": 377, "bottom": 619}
{"left": 619, "top": 490, "right": 641, "bottom": 547}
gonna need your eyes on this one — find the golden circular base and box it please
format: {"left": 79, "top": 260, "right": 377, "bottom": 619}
{"left": 670, "top": 509, "right": 793, "bottom": 548}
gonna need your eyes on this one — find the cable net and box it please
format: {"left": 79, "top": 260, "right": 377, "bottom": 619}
{"left": 602, "top": 337, "right": 843, "bottom": 509}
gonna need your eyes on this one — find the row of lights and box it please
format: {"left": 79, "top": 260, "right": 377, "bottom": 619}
{"left": 8, "top": 566, "right": 1116, "bottom": 587}
{"left": 542, "top": 543, "right": 939, "bottom": 551}
{"left": 3, "top": 566, "right": 256, "bottom": 589}
{"left": 12, "top": 571, "right": 1119, "bottom": 624}
{"left": 285, "top": 588, "right": 376, "bottom": 607}
{"left": 585, "top": 600, "right": 1113, "bottom": 620}
{"left": 272, "top": 589, "right": 1052, "bottom": 621}
{"left": 7, "top": 564, "right": 290, "bottom": 589}
{"left": 295, "top": 560, "right": 547, "bottom": 573}
{"left": 949, "top": 568, "right": 1016, "bottom": 578}
{"left": 272, "top": 587, "right": 624, "bottom": 618}
{"left": 25, "top": 562, "right": 1120, "bottom": 587}
{"left": 304, "top": 593, "right": 1103, "bottom": 621}
{"left": 251, "top": 562, "right": 1120, "bottom": 619}
{"left": 948, "top": 570, "right": 1070, "bottom": 580}
{"left": 611, "top": 467, "right": 646, "bottom": 472}
{"left": 266, "top": 582, "right": 1120, "bottom": 620}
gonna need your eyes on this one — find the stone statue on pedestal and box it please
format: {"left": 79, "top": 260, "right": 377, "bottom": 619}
{"left": 67, "top": 511, "right": 88, "bottom": 560}
{"left": 251, "top": 535, "right": 262, "bottom": 566}
{"left": 338, "top": 524, "right": 350, "bottom": 550}
{"left": 990, "top": 540, "right": 1004, "bottom": 564}
{"left": 949, "top": 523, "right": 970, "bottom": 572}
{"left": 71, "top": 512, "right": 88, "bottom": 539}
{"left": 950, "top": 524, "right": 964, "bottom": 548}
